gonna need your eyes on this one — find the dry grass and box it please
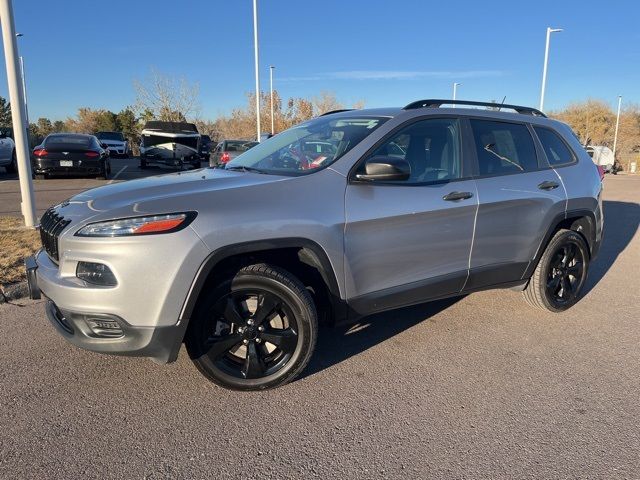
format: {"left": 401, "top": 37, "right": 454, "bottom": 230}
{"left": 0, "top": 216, "right": 41, "bottom": 285}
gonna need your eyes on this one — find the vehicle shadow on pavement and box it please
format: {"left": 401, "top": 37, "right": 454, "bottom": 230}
{"left": 303, "top": 296, "right": 463, "bottom": 379}
{"left": 584, "top": 200, "right": 640, "bottom": 295}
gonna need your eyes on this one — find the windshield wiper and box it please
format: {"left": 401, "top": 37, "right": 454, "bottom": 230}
{"left": 224, "top": 165, "right": 266, "bottom": 174}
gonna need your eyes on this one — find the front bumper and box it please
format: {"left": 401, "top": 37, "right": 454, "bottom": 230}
{"left": 44, "top": 300, "right": 184, "bottom": 363}
{"left": 26, "top": 253, "right": 186, "bottom": 364}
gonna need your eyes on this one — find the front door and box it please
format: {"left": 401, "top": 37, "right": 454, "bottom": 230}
{"left": 344, "top": 117, "right": 478, "bottom": 315}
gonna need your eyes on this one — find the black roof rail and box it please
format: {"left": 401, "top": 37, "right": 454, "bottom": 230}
{"left": 403, "top": 99, "right": 546, "bottom": 117}
{"left": 319, "top": 109, "right": 355, "bottom": 116}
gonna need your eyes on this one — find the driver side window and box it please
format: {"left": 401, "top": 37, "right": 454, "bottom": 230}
{"left": 364, "top": 118, "right": 462, "bottom": 184}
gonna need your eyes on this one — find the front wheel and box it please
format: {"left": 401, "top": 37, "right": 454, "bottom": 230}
{"left": 186, "top": 264, "right": 318, "bottom": 390}
{"left": 523, "top": 229, "right": 589, "bottom": 312}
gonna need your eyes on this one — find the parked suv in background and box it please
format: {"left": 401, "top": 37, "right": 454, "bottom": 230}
{"left": 211, "top": 139, "right": 259, "bottom": 166}
{"left": 96, "top": 131, "right": 129, "bottom": 158}
{"left": 0, "top": 127, "right": 17, "bottom": 173}
{"left": 27, "top": 100, "right": 603, "bottom": 390}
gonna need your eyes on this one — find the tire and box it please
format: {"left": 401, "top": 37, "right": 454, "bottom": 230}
{"left": 6, "top": 151, "right": 17, "bottom": 173}
{"left": 186, "top": 263, "right": 318, "bottom": 391}
{"left": 523, "top": 229, "right": 589, "bottom": 312}
{"left": 96, "top": 161, "right": 109, "bottom": 180}
{"left": 139, "top": 159, "right": 147, "bottom": 169}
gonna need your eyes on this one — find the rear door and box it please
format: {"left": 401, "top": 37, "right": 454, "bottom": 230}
{"left": 465, "top": 118, "right": 566, "bottom": 290}
{"left": 344, "top": 117, "right": 478, "bottom": 315}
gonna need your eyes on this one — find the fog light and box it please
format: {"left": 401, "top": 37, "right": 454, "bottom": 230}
{"left": 85, "top": 316, "right": 124, "bottom": 338}
{"left": 76, "top": 262, "right": 117, "bottom": 286}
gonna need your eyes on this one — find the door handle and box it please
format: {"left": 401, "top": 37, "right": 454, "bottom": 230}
{"left": 538, "top": 181, "right": 559, "bottom": 190}
{"left": 443, "top": 191, "right": 473, "bottom": 201}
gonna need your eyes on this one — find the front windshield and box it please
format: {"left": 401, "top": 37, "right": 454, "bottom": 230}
{"left": 225, "top": 115, "right": 389, "bottom": 175}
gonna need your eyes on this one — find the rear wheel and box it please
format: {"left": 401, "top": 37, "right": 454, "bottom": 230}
{"left": 139, "top": 158, "right": 148, "bottom": 169}
{"left": 6, "top": 151, "right": 18, "bottom": 173}
{"left": 96, "top": 160, "right": 109, "bottom": 180}
{"left": 523, "top": 229, "right": 589, "bottom": 312}
{"left": 186, "top": 264, "right": 318, "bottom": 390}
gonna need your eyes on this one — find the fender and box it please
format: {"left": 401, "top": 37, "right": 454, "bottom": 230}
{"left": 523, "top": 208, "right": 599, "bottom": 280}
{"left": 178, "top": 237, "right": 345, "bottom": 324}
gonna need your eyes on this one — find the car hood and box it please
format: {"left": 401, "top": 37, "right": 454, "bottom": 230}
{"left": 71, "top": 168, "right": 291, "bottom": 212}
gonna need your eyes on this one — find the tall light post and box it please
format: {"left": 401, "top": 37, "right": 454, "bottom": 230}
{"left": 15, "top": 33, "right": 28, "bottom": 128}
{"left": 539, "top": 27, "right": 563, "bottom": 112}
{"left": 1, "top": 0, "right": 36, "bottom": 227}
{"left": 452, "top": 82, "right": 462, "bottom": 101}
{"left": 269, "top": 65, "right": 275, "bottom": 135}
{"left": 612, "top": 95, "right": 622, "bottom": 161}
{"left": 252, "top": 0, "right": 261, "bottom": 141}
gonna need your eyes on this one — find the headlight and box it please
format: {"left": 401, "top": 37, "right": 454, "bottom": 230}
{"left": 75, "top": 212, "right": 196, "bottom": 237}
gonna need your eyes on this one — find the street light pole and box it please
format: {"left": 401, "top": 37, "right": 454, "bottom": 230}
{"left": 15, "top": 33, "right": 28, "bottom": 128}
{"left": 252, "top": 0, "right": 261, "bottom": 142}
{"left": 0, "top": 0, "right": 36, "bottom": 227}
{"left": 269, "top": 65, "right": 274, "bottom": 135}
{"left": 452, "top": 82, "right": 461, "bottom": 101}
{"left": 612, "top": 95, "right": 622, "bottom": 161}
{"left": 539, "top": 27, "right": 563, "bottom": 112}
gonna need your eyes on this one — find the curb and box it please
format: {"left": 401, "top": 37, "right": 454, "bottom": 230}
{"left": 0, "top": 281, "right": 29, "bottom": 304}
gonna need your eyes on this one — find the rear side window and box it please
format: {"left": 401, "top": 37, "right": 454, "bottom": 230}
{"left": 534, "top": 127, "right": 575, "bottom": 166}
{"left": 470, "top": 120, "right": 538, "bottom": 175}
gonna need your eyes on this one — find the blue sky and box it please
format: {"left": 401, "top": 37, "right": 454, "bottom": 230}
{"left": 2, "top": 0, "right": 638, "bottom": 121}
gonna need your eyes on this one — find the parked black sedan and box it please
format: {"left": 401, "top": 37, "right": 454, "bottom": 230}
{"left": 32, "top": 134, "right": 111, "bottom": 179}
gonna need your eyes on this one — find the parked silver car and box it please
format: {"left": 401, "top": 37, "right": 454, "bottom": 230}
{"left": 27, "top": 100, "right": 603, "bottom": 390}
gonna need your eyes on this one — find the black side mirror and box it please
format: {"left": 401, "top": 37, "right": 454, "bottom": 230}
{"left": 355, "top": 156, "right": 411, "bottom": 182}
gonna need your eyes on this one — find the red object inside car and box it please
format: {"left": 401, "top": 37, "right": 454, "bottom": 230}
{"left": 220, "top": 152, "right": 231, "bottom": 163}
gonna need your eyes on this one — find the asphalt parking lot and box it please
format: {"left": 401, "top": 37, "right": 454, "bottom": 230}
{"left": 0, "top": 156, "right": 193, "bottom": 217}
{"left": 0, "top": 176, "right": 639, "bottom": 479}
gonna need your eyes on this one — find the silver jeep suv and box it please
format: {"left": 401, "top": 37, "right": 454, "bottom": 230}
{"left": 28, "top": 99, "right": 603, "bottom": 390}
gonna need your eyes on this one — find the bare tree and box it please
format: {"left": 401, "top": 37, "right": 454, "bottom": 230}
{"left": 133, "top": 68, "right": 200, "bottom": 122}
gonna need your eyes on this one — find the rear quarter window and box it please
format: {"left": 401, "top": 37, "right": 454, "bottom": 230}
{"left": 534, "top": 126, "right": 576, "bottom": 166}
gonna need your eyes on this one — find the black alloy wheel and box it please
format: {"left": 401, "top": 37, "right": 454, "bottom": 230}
{"left": 546, "top": 241, "right": 585, "bottom": 305}
{"left": 523, "top": 229, "right": 589, "bottom": 312}
{"left": 186, "top": 264, "right": 317, "bottom": 390}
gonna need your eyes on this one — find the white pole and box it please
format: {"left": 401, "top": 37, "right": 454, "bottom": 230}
{"left": 539, "top": 27, "right": 562, "bottom": 112}
{"left": 0, "top": 0, "right": 36, "bottom": 227}
{"left": 452, "top": 82, "right": 461, "bottom": 101}
{"left": 19, "top": 55, "right": 28, "bottom": 126}
{"left": 252, "top": 0, "right": 261, "bottom": 141}
{"left": 612, "top": 95, "right": 622, "bottom": 160}
{"left": 269, "top": 65, "right": 274, "bottom": 135}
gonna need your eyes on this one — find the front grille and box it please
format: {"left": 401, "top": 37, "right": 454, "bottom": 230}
{"left": 39, "top": 208, "right": 71, "bottom": 261}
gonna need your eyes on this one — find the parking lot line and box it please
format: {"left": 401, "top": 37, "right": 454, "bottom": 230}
{"left": 108, "top": 166, "right": 128, "bottom": 184}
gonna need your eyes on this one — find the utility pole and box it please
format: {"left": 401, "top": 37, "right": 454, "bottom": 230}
{"left": 539, "top": 27, "right": 563, "bottom": 112}
{"left": 252, "top": 0, "right": 261, "bottom": 142}
{"left": 269, "top": 65, "right": 275, "bottom": 135}
{"left": 1, "top": 0, "right": 36, "bottom": 227}
{"left": 612, "top": 95, "right": 622, "bottom": 161}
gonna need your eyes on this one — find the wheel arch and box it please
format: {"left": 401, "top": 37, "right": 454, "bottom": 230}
{"left": 179, "top": 238, "right": 345, "bottom": 327}
{"left": 524, "top": 209, "right": 597, "bottom": 279}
